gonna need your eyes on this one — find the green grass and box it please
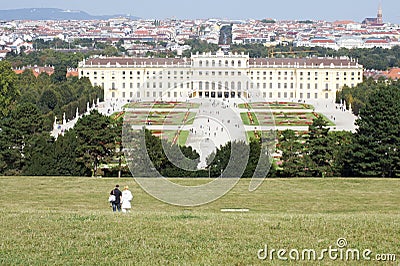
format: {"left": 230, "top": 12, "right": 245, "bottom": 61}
{"left": 246, "top": 130, "right": 271, "bottom": 142}
{"left": 150, "top": 130, "right": 189, "bottom": 146}
{"left": 240, "top": 112, "right": 260, "bottom": 125}
{"left": 0, "top": 177, "right": 399, "bottom": 265}
{"left": 177, "top": 130, "right": 189, "bottom": 146}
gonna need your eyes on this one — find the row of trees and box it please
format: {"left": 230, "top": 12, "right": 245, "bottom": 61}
{"left": 336, "top": 78, "right": 400, "bottom": 116}
{"left": 0, "top": 58, "right": 104, "bottom": 176}
{"left": 278, "top": 117, "right": 351, "bottom": 177}
{"left": 279, "top": 83, "right": 400, "bottom": 177}
{"left": 0, "top": 60, "right": 103, "bottom": 130}
{"left": 0, "top": 108, "right": 122, "bottom": 176}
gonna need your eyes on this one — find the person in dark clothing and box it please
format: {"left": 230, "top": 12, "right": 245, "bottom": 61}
{"left": 110, "top": 184, "right": 122, "bottom": 212}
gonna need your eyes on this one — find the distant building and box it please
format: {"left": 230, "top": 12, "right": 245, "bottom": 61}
{"left": 362, "top": 3, "right": 384, "bottom": 25}
{"left": 363, "top": 68, "right": 400, "bottom": 81}
{"left": 14, "top": 66, "right": 54, "bottom": 77}
{"left": 337, "top": 36, "right": 364, "bottom": 49}
{"left": 78, "top": 51, "right": 363, "bottom": 102}
{"left": 363, "top": 38, "right": 391, "bottom": 49}
{"left": 384, "top": 68, "right": 400, "bottom": 80}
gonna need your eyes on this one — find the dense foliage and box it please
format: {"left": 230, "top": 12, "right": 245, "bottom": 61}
{"left": 277, "top": 117, "right": 352, "bottom": 177}
{"left": 343, "top": 84, "right": 400, "bottom": 177}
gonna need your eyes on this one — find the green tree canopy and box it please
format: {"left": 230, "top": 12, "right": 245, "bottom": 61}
{"left": 0, "top": 61, "right": 19, "bottom": 117}
{"left": 349, "top": 83, "right": 400, "bottom": 177}
{"left": 74, "top": 110, "right": 120, "bottom": 177}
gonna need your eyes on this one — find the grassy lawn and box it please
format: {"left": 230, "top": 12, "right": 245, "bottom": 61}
{"left": 0, "top": 177, "right": 399, "bottom": 265}
{"left": 240, "top": 112, "right": 260, "bottom": 125}
{"left": 151, "top": 130, "right": 189, "bottom": 146}
{"left": 246, "top": 130, "right": 264, "bottom": 142}
{"left": 177, "top": 130, "right": 189, "bottom": 146}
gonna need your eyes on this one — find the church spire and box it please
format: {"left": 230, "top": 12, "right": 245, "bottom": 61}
{"left": 377, "top": 1, "right": 383, "bottom": 24}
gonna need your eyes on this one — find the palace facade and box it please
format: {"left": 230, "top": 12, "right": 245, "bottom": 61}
{"left": 78, "top": 51, "right": 363, "bottom": 102}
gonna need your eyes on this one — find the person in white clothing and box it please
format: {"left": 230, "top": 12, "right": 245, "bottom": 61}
{"left": 121, "top": 186, "right": 133, "bottom": 213}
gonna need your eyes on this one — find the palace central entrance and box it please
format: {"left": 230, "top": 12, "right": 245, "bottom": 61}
{"left": 190, "top": 91, "right": 248, "bottom": 98}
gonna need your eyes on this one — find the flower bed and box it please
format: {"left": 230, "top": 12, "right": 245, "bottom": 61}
{"left": 239, "top": 102, "right": 313, "bottom": 110}
{"left": 247, "top": 112, "right": 254, "bottom": 124}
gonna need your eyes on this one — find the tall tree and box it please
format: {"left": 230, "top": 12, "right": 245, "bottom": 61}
{"left": 350, "top": 84, "right": 400, "bottom": 177}
{"left": 0, "top": 103, "right": 45, "bottom": 175}
{"left": 52, "top": 130, "right": 87, "bottom": 176}
{"left": 328, "top": 131, "right": 353, "bottom": 176}
{"left": 278, "top": 129, "right": 309, "bottom": 177}
{"left": 22, "top": 133, "right": 55, "bottom": 176}
{"left": 74, "top": 110, "right": 120, "bottom": 176}
{"left": 307, "top": 116, "right": 333, "bottom": 177}
{"left": 0, "top": 61, "right": 19, "bottom": 117}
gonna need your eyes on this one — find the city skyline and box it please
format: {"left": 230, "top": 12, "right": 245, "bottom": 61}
{"left": 0, "top": 0, "right": 399, "bottom": 24}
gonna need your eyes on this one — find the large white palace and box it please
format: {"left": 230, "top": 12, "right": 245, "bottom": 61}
{"left": 78, "top": 50, "right": 363, "bottom": 102}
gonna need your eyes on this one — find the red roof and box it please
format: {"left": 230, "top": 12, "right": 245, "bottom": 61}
{"left": 333, "top": 20, "right": 356, "bottom": 25}
{"left": 311, "top": 39, "right": 335, "bottom": 44}
{"left": 385, "top": 68, "right": 400, "bottom": 80}
{"left": 14, "top": 66, "right": 54, "bottom": 77}
{"left": 364, "top": 39, "right": 388, "bottom": 43}
{"left": 66, "top": 70, "right": 79, "bottom": 78}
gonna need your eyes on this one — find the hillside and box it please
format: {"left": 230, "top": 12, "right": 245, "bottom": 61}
{"left": 0, "top": 8, "right": 139, "bottom": 21}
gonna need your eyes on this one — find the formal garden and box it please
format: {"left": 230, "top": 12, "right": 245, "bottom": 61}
{"left": 125, "top": 110, "right": 196, "bottom": 126}
{"left": 239, "top": 101, "right": 314, "bottom": 109}
{"left": 124, "top": 101, "right": 200, "bottom": 109}
{"left": 241, "top": 111, "right": 334, "bottom": 126}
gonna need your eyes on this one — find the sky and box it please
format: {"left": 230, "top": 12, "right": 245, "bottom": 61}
{"left": 1, "top": 0, "right": 399, "bottom": 24}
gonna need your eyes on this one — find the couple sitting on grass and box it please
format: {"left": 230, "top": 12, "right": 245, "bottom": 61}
{"left": 109, "top": 184, "right": 133, "bottom": 213}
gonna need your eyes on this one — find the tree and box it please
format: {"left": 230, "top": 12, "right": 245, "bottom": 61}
{"left": 307, "top": 116, "right": 332, "bottom": 176}
{"left": 349, "top": 83, "right": 400, "bottom": 177}
{"left": 52, "top": 63, "right": 67, "bottom": 83}
{"left": 22, "top": 133, "right": 55, "bottom": 175}
{"left": 278, "top": 130, "right": 309, "bottom": 177}
{"left": 0, "top": 61, "right": 19, "bottom": 117}
{"left": 330, "top": 131, "right": 353, "bottom": 176}
{"left": 51, "top": 130, "right": 87, "bottom": 176}
{"left": 38, "top": 89, "right": 58, "bottom": 113}
{"left": 74, "top": 110, "right": 119, "bottom": 176}
{"left": 206, "top": 140, "right": 252, "bottom": 178}
{"left": 0, "top": 103, "right": 45, "bottom": 175}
